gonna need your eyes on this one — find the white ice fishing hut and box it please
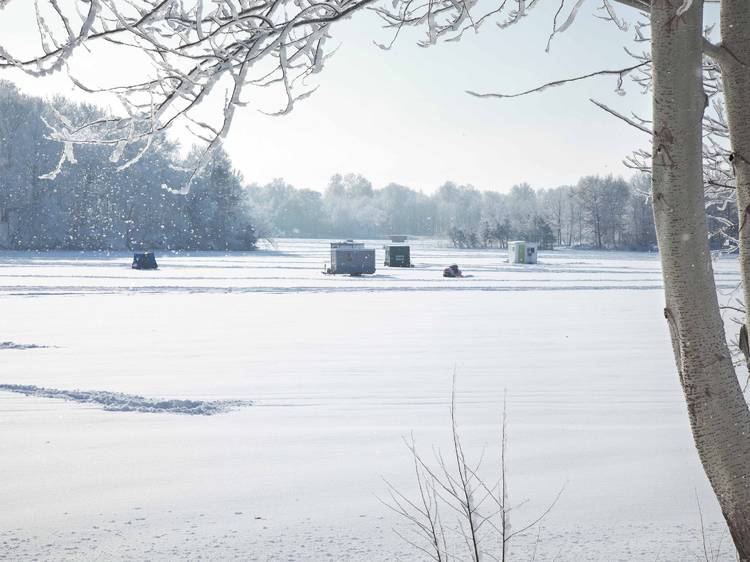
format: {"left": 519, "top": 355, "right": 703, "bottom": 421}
{"left": 329, "top": 240, "right": 376, "bottom": 275}
{"left": 508, "top": 241, "right": 538, "bottom": 264}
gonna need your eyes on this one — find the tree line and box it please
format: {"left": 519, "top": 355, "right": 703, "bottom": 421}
{"left": 248, "top": 173, "right": 664, "bottom": 251}
{"left": 1, "top": 81, "right": 736, "bottom": 253}
{"left": 0, "top": 82, "right": 256, "bottom": 251}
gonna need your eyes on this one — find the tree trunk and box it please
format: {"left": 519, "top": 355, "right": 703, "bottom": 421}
{"left": 720, "top": 0, "right": 750, "bottom": 356}
{"left": 651, "top": 1, "right": 750, "bottom": 557}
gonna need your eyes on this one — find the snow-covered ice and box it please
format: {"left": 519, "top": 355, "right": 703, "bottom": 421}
{"left": 0, "top": 239, "right": 743, "bottom": 560}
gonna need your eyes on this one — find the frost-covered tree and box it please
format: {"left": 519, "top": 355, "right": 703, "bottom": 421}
{"left": 575, "top": 175, "right": 630, "bottom": 249}
{"left": 323, "top": 173, "right": 384, "bottom": 237}
{"left": 246, "top": 179, "right": 326, "bottom": 237}
{"left": 0, "top": 82, "right": 255, "bottom": 250}
{"left": 538, "top": 187, "right": 568, "bottom": 247}
{"left": 505, "top": 183, "right": 537, "bottom": 239}
{"left": 0, "top": 0, "right": 373, "bottom": 191}
{"left": 627, "top": 173, "right": 657, "bottom": 250}
{"left": 433, "top": 181, "right": 483, "bottom": 234}
{"left": 377, "top": 183, "right": 428, "bottom": 235}
{"left": 185, "top": 149, "right": 256, "bottom": 250}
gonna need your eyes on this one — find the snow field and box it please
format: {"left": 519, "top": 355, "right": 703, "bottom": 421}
{"left": 0, "top": 240, "right": 743, "bottom": 560}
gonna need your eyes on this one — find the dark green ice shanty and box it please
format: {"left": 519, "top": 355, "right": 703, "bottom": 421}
{"left": 384, "top": 245, "right": 410, "bottom": 267}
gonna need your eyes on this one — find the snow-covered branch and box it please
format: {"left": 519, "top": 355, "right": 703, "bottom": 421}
{"left": 0, "top": 0, "right": 374, "bottom": 192}
{"left": 466, "top": 61, "right": 650, "bottom": 99}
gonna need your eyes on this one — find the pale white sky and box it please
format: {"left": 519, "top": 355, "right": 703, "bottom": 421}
{"left": 0, "top": 1, "right": 661, "bottom": 194}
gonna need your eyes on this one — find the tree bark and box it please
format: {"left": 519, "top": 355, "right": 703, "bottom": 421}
{"left": 652, "top": 1, "right": 750, "bottom": 557}
{"left": 720, "top": 0, "right": 750, "bottom": 353}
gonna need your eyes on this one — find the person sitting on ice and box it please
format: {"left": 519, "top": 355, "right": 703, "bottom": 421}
{"left": 443, "top": 264, "right": 463, "bottom": 278}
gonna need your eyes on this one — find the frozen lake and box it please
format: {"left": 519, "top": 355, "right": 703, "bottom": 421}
{"left": 0, "top": 240, "right": 743, "bottom": 561}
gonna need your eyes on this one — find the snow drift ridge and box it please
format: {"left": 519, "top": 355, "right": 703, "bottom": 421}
{"left": 0, "top": 342, "right": 52, "bottom": 350}
{"left": 0, "top": 384, "right": 250, "bottom": 415}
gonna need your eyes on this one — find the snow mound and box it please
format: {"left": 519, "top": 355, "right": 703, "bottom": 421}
{"left": 0, "top": 385, "right": 250, "bottom": 415}
{"left": 0, "top": 342, "right": 51, "bottom": 350}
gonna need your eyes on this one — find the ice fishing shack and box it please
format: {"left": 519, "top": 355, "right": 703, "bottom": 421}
{"left": 508, "top": 241, "right": 538, "bottom": 264}
{"left": 132, "top": 251, "right": 158, "bottom": 270}
{"left": 384, "top": 244, "right": 411, "bottom": 267}
{"left": 327, "top": 241, "right": 376, "bottom": 275}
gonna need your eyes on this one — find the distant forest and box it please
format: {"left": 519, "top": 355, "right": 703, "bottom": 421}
{"left": 0, "top": 82, "right": 736, "bottom": 252}
{"left": 248, "top": 173, "right": 659, "bottom": 250}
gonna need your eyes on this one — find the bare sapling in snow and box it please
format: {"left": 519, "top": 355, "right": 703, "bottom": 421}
{"left": 697, "top": 491, "right": 734, "bottom": 562}
{"left": 383, "top": 388, "right": 562, "bottom": 562}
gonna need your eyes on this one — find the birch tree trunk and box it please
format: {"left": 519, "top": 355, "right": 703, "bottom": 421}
{"left": 651, "top": 1, "right": 750, "bottom": 557}
{"left": 720, "top": 1, "right": 750, "bottom": 346}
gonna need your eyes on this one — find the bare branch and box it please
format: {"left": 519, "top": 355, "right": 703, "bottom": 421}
{"left": 590, "top": 98, "right": 651, "bottom": 134}
{"left": 466, "top": 61, "right": 649, "bottom": 99}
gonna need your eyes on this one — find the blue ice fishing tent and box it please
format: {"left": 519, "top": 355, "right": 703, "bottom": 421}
{"left": 132, "top": 252, "right": 158, "bottom": 270}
